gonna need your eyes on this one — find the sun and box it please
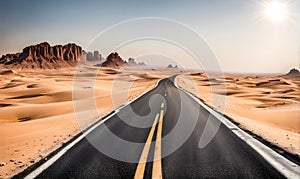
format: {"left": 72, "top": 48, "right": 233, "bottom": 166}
{"left": 265, "top": 1, "right": 287, "bottom": 21}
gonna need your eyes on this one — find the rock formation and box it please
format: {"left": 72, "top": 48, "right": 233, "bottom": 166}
{"left": 86, "top": 52, "right": 93, "bottom": 61}
{"left": 138, "top": 62, "right": 146, "bottom": 66}
{"left": 167, "top": 64, "right": 178, "bottom": 68}
{"left": 100, "top": 52, "right": 126, "bottom": 68}
{"left": 0, "top": 42, "right": 83, "bottom": 69}
{"left": 0, "top": 42, "right": 148, "bottom": 69}
{"left": 86, "top": 51, "right": 104, "bottom": 62}
{"left": 93, "top": 51, "right": 101, "bottom": 61}
{"left": 127, "top": 58, "right": 147, "bottom": 66}
{"left": 284, "top": 68, "right": 300, "bottom": 77}
{"left": 167, "top": 64, "right": 173, "bottom": 68}
{"left": 127, "top": 58, "right": 137, "bottom": 66}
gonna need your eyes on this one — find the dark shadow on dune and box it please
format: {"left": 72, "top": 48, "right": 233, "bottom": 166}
{"left": 0, "top": 69, "right": 14, "bottom": 75}
{"left": 273, "top": 96, "right": 295, "bottom": 99}
{"left": 0, "top": 103, "right": 13, "bottom": 107}
{"left": 6, "top": 94, "right": 46, "bottom": 99}
{"left": 255, "top": 80, "right": 289, "bottom": 87}
{"left": 18, "top": 117, "right": 32, "bottom": 122}
{"left": 202, "top": 83, "right": 222, "bottom": 86}
{"left": 255, "top": 105, "right": 269, "bottom": 108}
{"left": 27, "top": 84, "right": 38, "bottom": 88}
{"left": 281, "top": 89, "right": 295, "bottom": 94}
{"left": 104, "top": 71, "right": 118, "bottom": 75}
{"left": 0, "top": 83, "right": 24, "bottom": 89}
{"left": 216, "top": 91, "right": 243, "bottom": 96}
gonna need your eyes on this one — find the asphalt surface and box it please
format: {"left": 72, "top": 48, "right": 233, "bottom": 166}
{"left": 35, "top": 77, "right": 285, "bottom": 179}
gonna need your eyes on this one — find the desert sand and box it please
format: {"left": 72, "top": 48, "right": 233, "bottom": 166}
{"left": 1, "top": 67, "right": 299, "bottom": 178}
{"left": 0, "top": 67, "right": 170, "bottom": 178}
{"left": 177, "top": 72, "right": 300, "bottom": 156}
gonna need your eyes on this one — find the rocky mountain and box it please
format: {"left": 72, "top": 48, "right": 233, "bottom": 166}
{"left": 100, "top": 52, "right": 126, "bottom": 68}
{"left": 127, "top": 58, "right": 137, "bottom": 66}
{"left": 0, "top": 42, "right": 148, "bottom": 69}
{"left": 86, "top": 50, "right": 104, "bottom": 62}
{"left": 96, "top": 54, "right": 147, "bottom": 68}
{"left": 167, "top": 64, "right": 178, "bottom": 68}
{"left": 286, "top": 68, "right": 300, "bottom": 76}
{"left": 138, "top": 62, "right": 146, "bottom": 66}
{"left": 283, "top": 68, "right": 300, "bottom": 77}
{"left": 0, "top": 42, "right": 83, "bottom": 69}
{"left": 127, "top": 58, "right": 147, "bottom": 66}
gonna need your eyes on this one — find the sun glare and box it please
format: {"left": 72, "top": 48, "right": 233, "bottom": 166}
{"left": 265, "top": 1, "right": 287, "bottom": 21}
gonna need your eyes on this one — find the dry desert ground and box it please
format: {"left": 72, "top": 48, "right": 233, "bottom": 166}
{"left": 177, "top": 72, "right": 300, "bottom": 156}
{"left": 0, "top": 67, "right": 169, "bottom": 178}
{"left": 0, "top": 67, "right": 299, "bottom": 178}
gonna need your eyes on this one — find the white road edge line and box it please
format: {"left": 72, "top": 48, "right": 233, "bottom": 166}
{"left": 24, "top": 79, "right": 162, "bottom": 179}
{"left": 24, "top": 111, "right": 116, "bottom": 179}
{"left": 174, "top": 82, "right": 300, "bottom": 179}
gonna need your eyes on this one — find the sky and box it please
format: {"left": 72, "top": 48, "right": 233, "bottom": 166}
{"left": 0, "top": 0, "right": 299, "bottom": 73}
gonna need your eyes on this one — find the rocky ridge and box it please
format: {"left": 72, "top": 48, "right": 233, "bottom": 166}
{"left": 0, "top": 42, "right": 83, "bottom": 69}
{"left": 0, "top": 42, "right": 147, "bottom": 69}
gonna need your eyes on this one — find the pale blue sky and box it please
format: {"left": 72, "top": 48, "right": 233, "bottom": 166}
{"left": 0, "top": 0, "right": 299, "bottom": 73}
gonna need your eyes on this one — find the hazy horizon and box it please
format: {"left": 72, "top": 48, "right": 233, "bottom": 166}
{"left": 0, "top": 0, "right": 299, "bottom": 73}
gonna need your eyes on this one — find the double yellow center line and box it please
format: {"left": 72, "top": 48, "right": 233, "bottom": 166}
{"left": 134, "top": 102, "right": 165, "bottom": 179}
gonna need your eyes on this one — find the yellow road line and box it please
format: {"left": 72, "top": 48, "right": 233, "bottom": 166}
{"left": 161, "top": 102, "right": 164, "bottom": 108}
{"left": 152, "top": 109, "right": 164, "bottom": 179}
{"left": 134, "top": 113, "right": 159, "bottom": 179}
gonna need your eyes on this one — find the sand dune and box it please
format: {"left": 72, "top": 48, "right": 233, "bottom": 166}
{"left": 177, "top": 73, "right": 300, "bottom": 156}
{"left": 0, "top": 67, "right": 174, "bottom": 178}
{"left": 1, "top": 67, "right": 298, "bottom": 177}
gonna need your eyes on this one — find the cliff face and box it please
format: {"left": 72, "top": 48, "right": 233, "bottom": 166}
{"left": 0, "top": 42, "right": 83, "bottom": 69}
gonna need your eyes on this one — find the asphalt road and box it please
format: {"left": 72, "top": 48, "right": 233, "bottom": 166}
{"left": 35, "top": 77, "right": 285, "bottom": 178}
